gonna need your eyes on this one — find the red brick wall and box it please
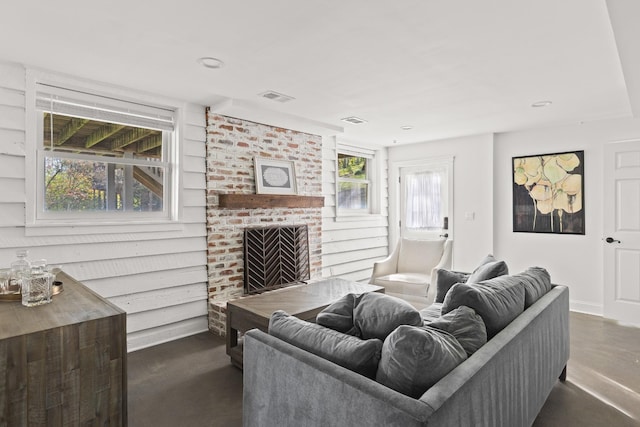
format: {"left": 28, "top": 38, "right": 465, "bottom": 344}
{"left": 205, "top": 111, "right": 323, "bottom": 335}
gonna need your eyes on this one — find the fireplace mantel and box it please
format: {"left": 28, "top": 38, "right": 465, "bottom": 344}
{"left": 218, "top": 194, "right": 324, "bottom": 209}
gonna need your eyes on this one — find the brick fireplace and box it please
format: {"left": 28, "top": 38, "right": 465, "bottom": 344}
{"left": 205, "top": 111, "right": 323, "bottom": 336}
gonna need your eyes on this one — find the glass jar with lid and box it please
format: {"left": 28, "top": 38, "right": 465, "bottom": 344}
{"left": 9, "top": 249, "right": 30, "bottom": 294}
{"left": 21, "top": 259, "right": 53, "bottom": 307}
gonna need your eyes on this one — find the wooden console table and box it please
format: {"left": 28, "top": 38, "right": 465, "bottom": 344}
{"left": 0, "top": 272, "right": 127, "bottom": 426}
{"left": 226, "top": 277, "right": 384, "bottom": 369}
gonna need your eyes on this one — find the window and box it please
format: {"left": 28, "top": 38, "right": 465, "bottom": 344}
{"left": 337, "top": 149, "right": 373, "bottom": 213}
{"left": 30, "top": 82, "right": 177, "bottom": 224}
{"left": 404, "top": 171, "right": 442, "bottom": 230}
{"left": 396, "top": 157, "right": 453, "bottom": 240}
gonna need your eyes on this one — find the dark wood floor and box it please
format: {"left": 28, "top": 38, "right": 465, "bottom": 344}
{"left": 128, "top": 312, "right": 640, "bottom": 427}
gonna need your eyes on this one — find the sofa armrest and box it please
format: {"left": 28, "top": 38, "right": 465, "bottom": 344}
{"left": 417, "top": 285, "right": 570, "bottom": 425}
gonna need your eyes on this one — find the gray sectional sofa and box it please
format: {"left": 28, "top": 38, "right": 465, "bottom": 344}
{"left": 243, "top": 266, "right": 570, "bottom": 427}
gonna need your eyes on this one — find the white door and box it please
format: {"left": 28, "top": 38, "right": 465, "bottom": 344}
{"left": 603, "top": 140, "right": 640, "bottom": 325}
{"left": 398, "top": 157, "right": 453, "bottom": 240}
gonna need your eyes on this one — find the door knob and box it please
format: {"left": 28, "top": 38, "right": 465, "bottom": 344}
{"left": 605, "top": 237, "right": 621, "bottom": 244}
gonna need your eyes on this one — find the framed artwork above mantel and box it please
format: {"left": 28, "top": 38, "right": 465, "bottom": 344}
{"left": 512, "top": 150, "right": 584, "bottom": 235}
{"left": 254, "top": 158, "right": 297, "bottom": 195}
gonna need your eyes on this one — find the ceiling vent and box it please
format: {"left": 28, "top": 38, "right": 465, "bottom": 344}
{"left": 258, "top": 90, "right": 295, "bottom": 103}
{"left": 340, "top": 116, "right": 368, "bottom": 125}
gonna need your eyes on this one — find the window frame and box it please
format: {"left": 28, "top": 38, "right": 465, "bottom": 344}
{"left": 335, "top": 144, "right": 379, "bottom": 217}
{"left": 25, "top": 69, "right": 182, "bottom": 228}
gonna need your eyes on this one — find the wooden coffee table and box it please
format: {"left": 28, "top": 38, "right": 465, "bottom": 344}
{"left": 225, "top": 277, "right": 384, "bottom": 368}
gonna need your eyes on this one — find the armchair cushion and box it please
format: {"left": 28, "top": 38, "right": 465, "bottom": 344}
{"left": 397, "top": 239, "right": 445, "bottom": 275}
{"left": 374, "top": 273, "right": 430, "bottom": 288}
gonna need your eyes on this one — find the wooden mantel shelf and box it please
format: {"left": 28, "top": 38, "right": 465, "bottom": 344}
{"left": 219, "top": 193, "right": 325, "bottom": 209}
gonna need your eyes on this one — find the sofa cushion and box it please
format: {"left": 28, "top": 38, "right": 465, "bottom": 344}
{"left": 397, "top": 238, "right": 444, "bottom": 275}
{"left": 434, "top": 255, "right": 509, "bottom": 304}
{"left": 467, "top": 255, "right": 509, "bottom": 284}
{"left": 376, "top": 325, "right": 467, "bottom": 398}
{"left": 269, "top": 310, "right": 382, "bottom": 378}
{"left": 518, "top": 267, "right": 552, "bottom": 308}
{"left": 434, "top": 269, "right": 469, "bottom": 303}
{"left": 441, "top": 277, "right": 525, "bottom": 338}
{"left": 419, "top": 303, "right": 443, "bottom": 323}
{"left": 316, "top": 293, "right": 360, "bottom": 335}
{"left": 426, "top": 305, "right": 487, "bottom": 356}
{"left": 353, "top": 292, "right": 423, "bottom": 340}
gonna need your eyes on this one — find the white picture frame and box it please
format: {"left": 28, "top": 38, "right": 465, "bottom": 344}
{"left": 254, "top": 158, "right": 297, "bottom": 195}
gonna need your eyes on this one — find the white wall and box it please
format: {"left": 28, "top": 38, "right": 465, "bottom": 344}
{"left": 0, "top": 61, "right": 209, "bottom": 351}
{"left": 494, "top": 116, "right": 640, "bottom": 315}
{"left": 386, "top": 118, "right": 640, "bottom": 316}
{"left": 387, "top": 134, "right": 494, "bottom": 271}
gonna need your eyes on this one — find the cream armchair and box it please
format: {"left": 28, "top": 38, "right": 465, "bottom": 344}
{"left": 370, "top": 238, "right": 452, "bottom": 308}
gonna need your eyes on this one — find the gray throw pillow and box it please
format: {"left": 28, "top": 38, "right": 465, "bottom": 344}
{"left": 466, "top": 258, "right": 509, "bottom": 284}
{"left": 518, "top": 267, "right": 552, "bottom": 308}
{"left": 353, "top": 292, "right": 423, "bottom": 340}
{"left": 316, "top": 293, "right": 361, "bottom": 335}
{"left": 419, "top": 303, "right": 443, "bottom": 323}
{"left": 441, "top": 277, "right": 525, "bottom": 338}
{"left": 434, "top": 269, "right": 470, "bottom": 303}
{"left": 426, "top": 305, "right": 487, "bottom": 356}
{"left": 476, "top": 254, "right": 498, "bottom": 266}
{"left": 269, "top": 310, "right": 383, "bottom": 378}
{"left": 376, "top": 325, "right": 467, "bottom": 398}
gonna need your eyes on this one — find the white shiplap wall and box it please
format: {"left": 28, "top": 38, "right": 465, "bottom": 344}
{"left": 0, "top": 62, "right": 209, "bottom": 352}
{"left": 321, "top": 136, "right": 389, "bottom": 282}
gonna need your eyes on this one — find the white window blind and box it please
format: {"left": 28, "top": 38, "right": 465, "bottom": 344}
{"left": 36, "top": 83, "right": 175, "bottom": 132}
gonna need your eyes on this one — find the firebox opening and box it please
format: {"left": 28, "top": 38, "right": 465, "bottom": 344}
{"left": 243, "top": 225, "right": 310, "bottom": 294}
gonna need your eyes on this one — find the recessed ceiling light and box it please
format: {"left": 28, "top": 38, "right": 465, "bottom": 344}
{"left": 400, "top": 125, "right": 413, "bottom": 131}
{"left": 197, "top": 57, "right": 225, "bottom": 69}
{"left": 531, "top": 100, "right": 552, "bottom": 108}
{"left": 340, "top": 116, "right": 368, "bottom": 125}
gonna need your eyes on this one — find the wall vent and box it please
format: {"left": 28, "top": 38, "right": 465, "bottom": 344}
{"left": 258, "top": 90, "right": 296, "bottom": 103}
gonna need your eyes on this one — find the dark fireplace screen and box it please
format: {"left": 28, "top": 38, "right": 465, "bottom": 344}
{"left": 243, "top": 225, "right": 310, "bottom": 294}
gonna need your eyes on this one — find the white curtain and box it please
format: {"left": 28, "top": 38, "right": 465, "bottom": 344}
{"left": 405, "top": 171, "right": 441, "bottom": 229}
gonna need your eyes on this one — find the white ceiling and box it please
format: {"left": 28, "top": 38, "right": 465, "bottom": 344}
{"left": 1, "top": 0, "right": 638, "bottom": 147}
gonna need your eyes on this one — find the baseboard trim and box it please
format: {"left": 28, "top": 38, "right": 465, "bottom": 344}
{"left": 569, "top": 300, "right": 603, "bottom": 316}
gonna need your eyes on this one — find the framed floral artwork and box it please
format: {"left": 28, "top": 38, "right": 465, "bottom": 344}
{"left": 254, "top": 158, "right": 297, "bottom": 195}
{"left": 513, "top": 150, "right": 584, "bottom": 234}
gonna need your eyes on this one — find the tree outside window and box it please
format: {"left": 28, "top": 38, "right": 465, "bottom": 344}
{"left": 337, "top": 153, "right": 370, "bottom": 211}
{"left": 33, "top": 83, "right": 175, "bottom": 222}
